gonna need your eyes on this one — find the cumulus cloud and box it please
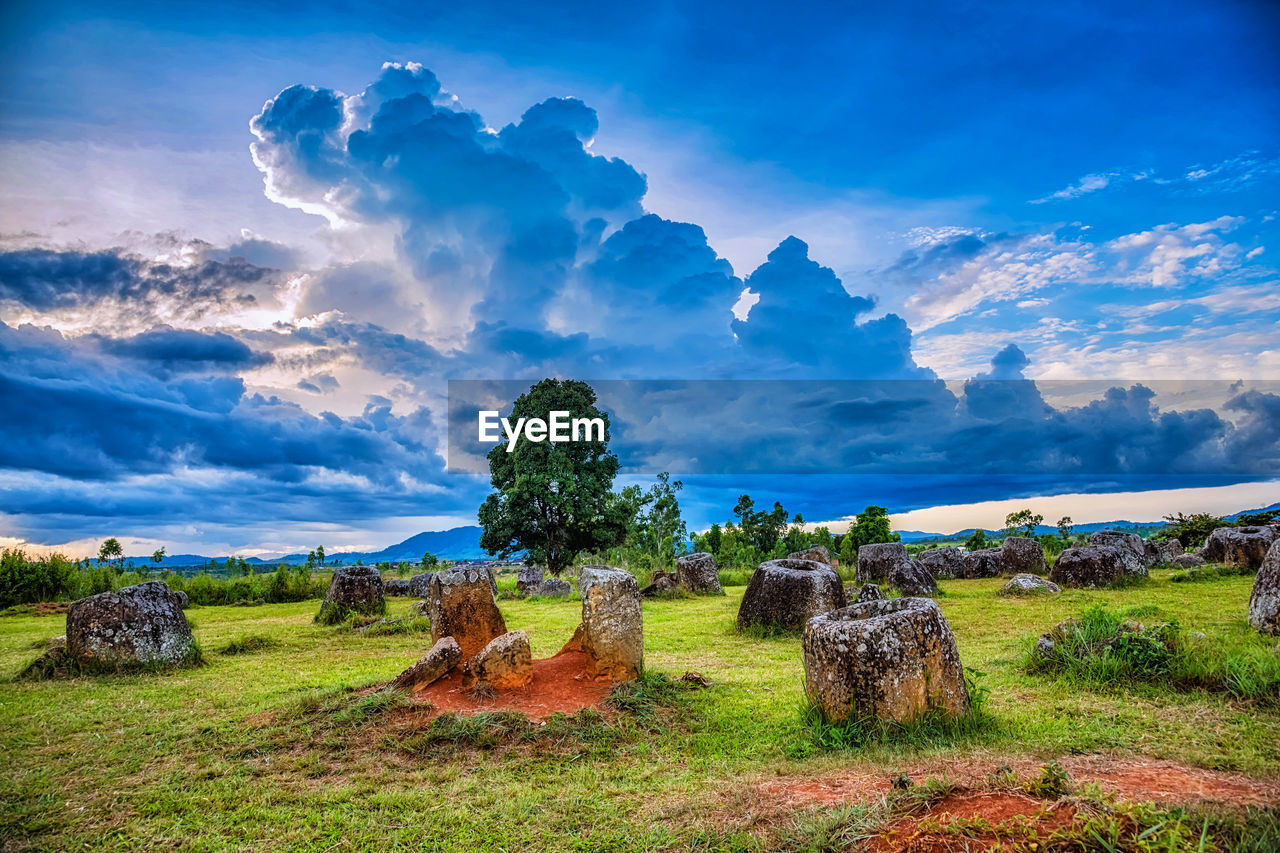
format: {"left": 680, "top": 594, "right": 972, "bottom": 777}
{"left": 5, "top": 61, "right": 1277, "bottom": 550}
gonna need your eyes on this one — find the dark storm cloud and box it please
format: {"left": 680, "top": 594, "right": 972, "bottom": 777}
{"left": 0, "top": 248, "right": 273, "bottom": 312}
{"left": 0, "top": 322, "right": 445, "bottom": 485}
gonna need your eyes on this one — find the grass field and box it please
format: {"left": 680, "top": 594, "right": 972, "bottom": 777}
{"left": 2, "top": 569, "right": 1277, "bottom": 851}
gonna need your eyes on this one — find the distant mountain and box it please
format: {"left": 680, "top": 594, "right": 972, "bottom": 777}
{"left": 127, "top": 499, "right": 1280, "bottom": 568}
{"left": 898, "top": 502, "right": 1280, "bottom": 543}
{"left": 128, "top": 525, "right": 487, "bottom": 569}
{"left": 281, "top": 526, "right": 488, "bottom": 565}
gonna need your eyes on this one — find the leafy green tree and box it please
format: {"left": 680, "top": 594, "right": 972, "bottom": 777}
{"left": 700, "top": 522, "right": 723, "bottom": 557}
{"left": 98, "top": 538, "right": 124, "bottom": 570}
{"left": 478, "top": 379, "right": 628, "bottom": 576}
{"left": 846, "top": 506, "right": 899, "bottom": 551}
{"left": 1056, "top": 516, "right": 1074, "bottom": 540}
{"left": 306, "top": 550, "right": 317, "bottom": 569}
{"left": 1236, "top": 510, "right": 1279, "bottom": 526}
{"left": 315, "top": 545, "right": 325, "bottom": 566}
{"left": 632, "top": 473, "right": 687, "bottom": 566}
{"left": 1161, "top": 512, "right": 1226, "bottom": 548}
{"left": 1005, "top": 508, "right": 1044, "bottom": 538}
{"left": 421, "top": 551, "right": 439, "bottom": 569}
{"left": 732, "top": 495, "right": 789, "bottom": 554}
{"left": 839, "top": 532, "right": 857, "bottom": 565}
{"left": 964, "top": 528, "right": 988, "bottom": 551}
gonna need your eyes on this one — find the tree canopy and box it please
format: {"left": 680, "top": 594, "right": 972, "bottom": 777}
{"left": 478, "top": 379, "right": 628, "bottom": 575}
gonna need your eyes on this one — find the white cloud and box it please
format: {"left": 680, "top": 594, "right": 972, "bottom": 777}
{"left": 887, "top": 480, "right": 1280, "bottom": 533}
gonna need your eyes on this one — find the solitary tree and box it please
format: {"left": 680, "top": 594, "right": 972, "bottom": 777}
{"left": 1005, "top": 508, "right": 1043, "bottom": 538}
{"left": 964, "top": 528, "right": 988, "bottom": 551}
{"left": 478, "top": 379, "right": 628, "bottom": 576}
{"left": 315, "top": 545, "right": 326, "bottom": 566}
{"left": 151, "top": 547, "right": 166, "bottom": 565}
{"left": 1056, "top": 516, "right": 1074, "bottom": 540}
{"left": 421, "top": 551, "right": 438, "bottom": 569}
{"left": 98, "top": 538, "right": 124, "bottom": 570}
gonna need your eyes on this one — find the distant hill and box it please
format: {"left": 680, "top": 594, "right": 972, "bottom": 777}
{"left": 126, "top": 499, "right": 1280, "bottom": 568}
{"left": 898, "top": 501, "right": 1279, "bottom": 544}
{"left": 128, "top": 526, "right": 487, "bottom": 569}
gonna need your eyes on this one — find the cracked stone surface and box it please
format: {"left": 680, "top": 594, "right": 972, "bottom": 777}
{"left": 739, "top": 558, "right": 846, "bottom": 631}
{"left": 578, "top": 566, "right": 643, "bottom": 681}
{"left": 426, "top": 566, "right": 507, "bottom": 657}
{"left": 676, "top": 552, "right": 723, "bottom": 595}
{"left": 802, "top": 597, "right": 969, "bottom": 724}
{"left": 67, "top": 581, "right": 195, "bottom": 666}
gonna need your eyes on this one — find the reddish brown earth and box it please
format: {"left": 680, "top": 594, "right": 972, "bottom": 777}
{"left": 868, "top": 792, "right": 1076, "bottom": 853}
{"left": 756, "top": 755, "right": 1280, "bottom": 810}
{"left": 748, "top": 755, "right": 1280, "bottom": 852}
{"left": 410, "top": 650, "right": 613, "bottom": 718}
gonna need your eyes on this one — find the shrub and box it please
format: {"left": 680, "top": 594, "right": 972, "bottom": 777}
{"left": 0, "top": 550, "right": 78, "bottom": 608}
{"left": 1025, "top": 604, "right": 1280, "bottom": 701}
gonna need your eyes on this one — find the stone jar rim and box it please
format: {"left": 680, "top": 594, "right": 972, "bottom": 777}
{"left": 810, "top": 596, "right": 939, "bottom": 628}
{"left": 759, "top": 558, "right": 833, "bottom": 575}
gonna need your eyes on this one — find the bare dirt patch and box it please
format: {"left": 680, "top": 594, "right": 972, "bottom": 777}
{"left": 757, "top": 754, "right": 1280, "bottom": 811}
{"left": 868, "top": 791, "right": 1076, "bottom": 853}
{"left": 409, "top": 650, "right": 614, "bottom": 719}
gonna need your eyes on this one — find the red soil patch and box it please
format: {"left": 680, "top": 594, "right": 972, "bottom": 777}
{"left": 411, "top": 650, "right": 613, "bottom": 719}
{"left": 868, "top": 792, "right": 1076, "bottom": 853}
{"left": 757, "top": 754, "right": 1280, "bottom": 811}
{"left": 2, "top": 601, "right": 69, "bottom": 616}
{"left": 1059, "top": 755, "right": 1280, "bottom": 807}
{"left": 756, "top": 771, "right": 892, "bottom": 808}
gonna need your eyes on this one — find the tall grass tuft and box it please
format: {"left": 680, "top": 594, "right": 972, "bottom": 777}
{"left": 1024, "top": 604, "right": 1280, "bottom": 702}
{"left": 787, "top": 667, "right": 995, "bottom": 757}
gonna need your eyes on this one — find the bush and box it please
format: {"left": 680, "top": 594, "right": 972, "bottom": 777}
{"left": 0, "top": 550, "right": 78, "bottom": 608}
{"left": 1025, "top": 604, "right": 1280, "bottom": 701}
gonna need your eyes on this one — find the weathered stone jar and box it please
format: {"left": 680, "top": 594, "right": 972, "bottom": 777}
{"left": 426, "top": 565, "right": 507, "bottom": 657}
{"left": 676, "top": 552, "right": 723, "bottom": 595}
{"left": 737, "top": 558, "right": 846, "bottom": 631}
{"left": 67, "top": 581, "right": 196, "bottom": 667}
{"left": 1249, "top": 539, "right": 1280, "bottom": 635}
{"left": 802, "top": 597, "right": 969, "bottom": 724}
{"left": 1000, "top": 537, "right": 1046, "bottom": 575}
{"left": 577, "top": 565, "right": 644, "bottom": 680}
{"left": 316, "top": 565, "right": 386, "bottom": 623}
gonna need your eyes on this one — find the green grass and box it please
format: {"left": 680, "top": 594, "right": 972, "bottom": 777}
{"left": 217, "top": 634, "right": 277, "bottom": 656}
{"left": 1, "top": 570, "right": 1277, "bottom": 850}
{"left": 1024, "top": 602, "right": 1280, "bottom": 701}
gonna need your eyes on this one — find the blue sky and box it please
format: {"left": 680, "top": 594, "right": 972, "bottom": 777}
{"left": 1, "top": 1, "right": 1278, "bottom": 556}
